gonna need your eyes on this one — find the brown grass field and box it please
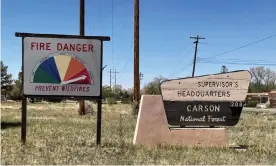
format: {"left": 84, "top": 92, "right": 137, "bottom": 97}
{"left": 1, "top": 101, "right": 276, "bottom": 165}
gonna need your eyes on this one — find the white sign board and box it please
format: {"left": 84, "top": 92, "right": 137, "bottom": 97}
{"left": 23, "top": 37, "right": 102, "bottom": 96}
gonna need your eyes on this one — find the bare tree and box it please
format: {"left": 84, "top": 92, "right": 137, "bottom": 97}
{"left": 264, "top": 68, "right": 272, "bottom": 90}
{"left": 266, "top": 69, "right": 276, "bottom": 90}
{"left": 249, "top": 66, "right": 276, "bottom": 92}
{"left": 271, "top": 72, "right": 276, "bottom": 89}
{"left": 143, "top": 76, "right": 168, "bottom": 95}
{"left": 250, "top": 66, "right": 266, "bottom": 84}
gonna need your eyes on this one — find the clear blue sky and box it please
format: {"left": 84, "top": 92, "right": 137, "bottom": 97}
{"left": 2, "top": 0, "right": 276, "bottom": 89}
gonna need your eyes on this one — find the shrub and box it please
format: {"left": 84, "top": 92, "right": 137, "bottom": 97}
{"left": 121, "top": 97, "right": 131, "bottom": 104}
{"left": 107, "top": 97, "right": 116, "bottom": 105}
{"left": 7, "top": 86, "right": 21, "bottom": 100}
{"left": 245, "top": 101, "right": 258, "bottom": 107}
{"left": 45, "top": 97, "right": 63, "bottom": 103}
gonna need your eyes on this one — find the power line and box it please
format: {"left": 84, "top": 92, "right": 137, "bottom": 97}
{"left": 116, "top": 1, "right": 135, "bottom": 74}
{"left": 202, "top": 34, "right": 276, "bottom": 60}
{"left": 179, "top": 62, "right": 194, "bottom": 74}
{"left": 198, "top": 59, "right": 276, "bottom": 63}
{"left": 198, "top": 61, "right": 276, "bottom": 66}
{"left": 167, "top": 60, "right": 194, "bottom": 78}
{"left": 198, "top": 58, "right": 276, "bottom": 62}
{"left": 172, "top": 58, "right": 276, "bottom": 77}
{"left": 111, "top": 0, "right": 115, "bottom": 69}
{"left": 165, "top": 34, "right": 276, "bottom": 79}
{"left": 198, "top": 58, "right": 276, "bottom": 64}
{"left": 85, "top": 12, "right": 92, "bottom": 35}
{"left": 198, "top": 42, "right": 208, "bottom": 45}
{"left": 167, "top": 59, "right": 193, "bottom": 78}
{"left": 121, "top": 40, "right": 134, "bottom": 73}
{"left": 166, "top": 45, "right": 193, "bottom": 78}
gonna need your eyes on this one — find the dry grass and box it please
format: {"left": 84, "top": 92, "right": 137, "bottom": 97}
{"left": 1, "top": 101, "right": 276, "bottom": 165}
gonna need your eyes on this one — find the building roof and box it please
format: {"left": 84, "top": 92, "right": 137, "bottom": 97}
{"left": 270, "top": 91, "right": 276, "bottom": 94}
{"left": 247, "top": 93, "right": 269, "bottom": 96}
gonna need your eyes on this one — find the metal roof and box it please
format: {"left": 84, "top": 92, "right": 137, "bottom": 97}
{"left": 247, "top": 93, "right": 269, "bottom": 96}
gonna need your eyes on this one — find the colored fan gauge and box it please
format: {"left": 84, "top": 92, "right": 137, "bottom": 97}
{"left": 32, "top": 53, "right": 92, "bottom": 85}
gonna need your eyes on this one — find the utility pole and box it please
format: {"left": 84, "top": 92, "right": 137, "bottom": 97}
{"left": 115, "top": 70, "right": 117, "bottom": 91}
{"left": 109, "top": 69, "right": 119, "bottom": 91}
{"left": 78, "top": 0, "right": 85, "bottom": 115}
{"left": 133, "top": 0, "right": 140, "bottom": 103}
{"left": 190, "top": 35, "right": 205, "bottom": 77}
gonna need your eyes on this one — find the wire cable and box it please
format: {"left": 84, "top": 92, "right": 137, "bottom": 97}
{"left": 166, "top": 45, "right": 194, "bottom": 78}
{"left": 198, "top": 58, "right": 276, "bottom": 64}
{"left": 167, "top": 60, "right": 194, "bottom": 78}
{"left": 201, "top": 34, "right": 276, "bottom": 60}
{"left": 198, "top": 58, "right": 276, "bottom": 62}
{"left": 198, "top": 61, "right": 276, "bottom": 66}
{"left": 111, "top": 0, "right": 115, "bottom": 69}
{"left": 85, "top": 12, "right": 92, "bottom": 36}
{"left": 166, "top": 35, "right": 276, "bottom": 79}
{"left": 120, "top": 40, "right": 134, "bottom": 73}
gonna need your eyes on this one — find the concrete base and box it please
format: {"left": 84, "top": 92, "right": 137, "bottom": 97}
{"left": 133, "top": 95, "right": 228, "bottom": 148}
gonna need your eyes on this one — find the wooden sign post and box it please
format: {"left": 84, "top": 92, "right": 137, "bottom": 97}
{"left": 133, "top": 70, "right": 251, "bottom": 148}
{"left": 161, "top": 70, "right": 252, "bottom": 127}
